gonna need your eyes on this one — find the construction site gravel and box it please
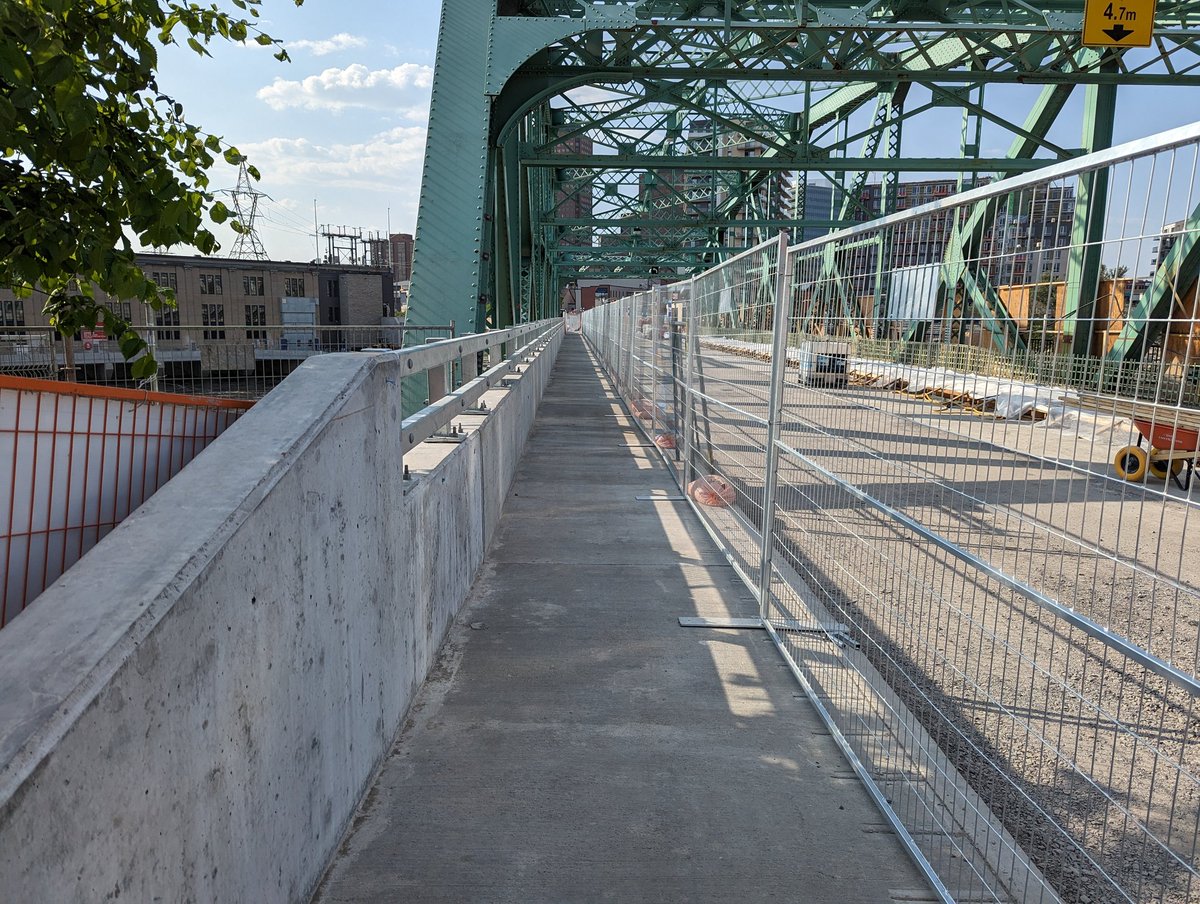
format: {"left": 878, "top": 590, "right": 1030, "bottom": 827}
{"left": 638, "top": 338, "right": 1200, "bottom": 904}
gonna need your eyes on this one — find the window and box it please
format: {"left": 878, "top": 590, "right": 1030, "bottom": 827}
{"left": 243, "top": 275, "right": 264, "bottom": 296}
{"left": 285, "top": 277, "right": 305, "bottom": 297}
{"left": 327, "top": 279, "right": 340, "bottom": 298}
{"left": 103, "top": 302, "right": 132, "bottom": 324}
{"left": 245, "top": 304, "right": 267, "bottom": 340}
{"left": 151, "top": 271, "right": 177, "bottom": 291}
{"left": 156, "top": 309, "right": 181, "bottom": 341}
{"left": 202, "top": 303, "right": 226, "bottom": 340}
{"left": 0, "top": 300, "right": 25, "bottom": 328}
{"left": 199, "top": 273, "right": 223, "bottom": 295}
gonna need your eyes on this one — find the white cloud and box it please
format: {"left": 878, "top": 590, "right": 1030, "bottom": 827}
{"left": 560, "top": 86, "right": 630, "bottom": 107}
{"left": 243, "top": 126, "right": 428, "bottom": 192}
{"left": 256, "top": 63, "right": 433, "bottom": 115}
{"left": 289, "top": 33, "right": 368, "bottom": 56}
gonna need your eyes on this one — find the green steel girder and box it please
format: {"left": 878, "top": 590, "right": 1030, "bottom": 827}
{"left": 903, "top": 80, "right": 1078, "bottom": 352}
{"left": 800, "top": 235, "right": 884, "bottom": 335}
{"left": 1063, "top": 60, "right": 1117, "bottom": 356}
{"left": 408, "top": 0, "right": 1199, "bottom": 350}
{"left": 837, "top": 86, "right": 908, "bottom": 222}
{"left": 1105, "top": 205, "right": 1200, "bottom": 362}
{"left": 527, "top": 154, "right": 1060, "bottom": 172}
{"left": 518, "top": 27, "right": 1200, "bottom": 87}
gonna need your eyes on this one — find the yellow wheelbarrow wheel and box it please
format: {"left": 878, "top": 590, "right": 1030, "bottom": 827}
{"left": 1113, "top": 446, "right": 1149, "bottom": 482}
{"left": 1148, "top": 455, "right": 1184, "bottom": 481}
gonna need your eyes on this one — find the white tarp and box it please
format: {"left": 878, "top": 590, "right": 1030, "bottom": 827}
{"left": 887, "top": 263, "right": 941, "bottom": 323}
{"left": 697, "top": 336, "right": 1127, "bottom": 435}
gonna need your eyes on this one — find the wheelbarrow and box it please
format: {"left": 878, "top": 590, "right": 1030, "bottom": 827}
{"left": 1113, "top": 418, "right": 1199, "bottom": 490}
{"left": 1063, "top": 391, "right": 1200, "bottom": 490}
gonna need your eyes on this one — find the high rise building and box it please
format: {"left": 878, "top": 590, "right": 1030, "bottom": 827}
{"left": 641, "top": 120, "right": 794, "bottom": 253}
{"left": 849, "top": 177, "right": 1071, "bottom": 286}
{"left": 555, "top": 135, "right": 594, "bottom": 247}
{"left": 1151, "top": 220, "right": 1185, "bottom": 270}
{"left": 983, "top": 185, "right": 1074, "bottom": 285}
{"left": 389, "top": 233, "right": 415, "bottom": 283}
{"left": 793, "top": 177, "right": 835, "bottom": 243}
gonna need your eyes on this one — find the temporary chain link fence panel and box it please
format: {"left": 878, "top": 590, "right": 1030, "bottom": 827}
{"left": 581, "top": 120, "right": 1200, "bottom": 904}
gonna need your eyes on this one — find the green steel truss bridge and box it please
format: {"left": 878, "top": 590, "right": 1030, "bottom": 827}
{"left": 406, "top": 0, "right": 1200, "bottom": 358}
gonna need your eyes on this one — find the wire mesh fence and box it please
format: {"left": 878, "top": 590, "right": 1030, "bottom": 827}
{"left": 581, "top": 121, "right": 1200, "bottom": 904}
{"left": 0, "top": 324, "right": 456, "bottom": 401}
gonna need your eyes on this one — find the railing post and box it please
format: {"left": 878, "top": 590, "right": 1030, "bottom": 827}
{"left": 621, "top": 298, "right": 632, "bottom": 392}
{"left": 757, "top": 231, "right": 794, "bottom": 622}
{"left": 461, "top": 341, "right": 479, "bottom": 383}
{"left": 426, "top": 354, "right": 448, "bottom": 404}
{"left": 681, "top": 277, "right": 699, "bottom": 492}
{"left": 625, "top": 297, "right": 638, "bottom": 401}
{"left": 649, "top": 286, "right": 666, "bottom": 440}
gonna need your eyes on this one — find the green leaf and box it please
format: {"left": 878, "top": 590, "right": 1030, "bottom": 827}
{"left": 120, "top": 334, "right": 144, "bottom": 359}
{"left": 0, "top": 0, "right": 298, "bottom": 348}
{"left": 131, "top": 355, "right": 158, "bottom": 381}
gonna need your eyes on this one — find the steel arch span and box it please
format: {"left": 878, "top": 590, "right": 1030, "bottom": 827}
{"left": 407, "top": 0, "right": 1200, "bottom": 343}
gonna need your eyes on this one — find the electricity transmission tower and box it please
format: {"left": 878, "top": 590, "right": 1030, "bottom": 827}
{"left": 223, "top": 159, "right": 269, "bottom": 260}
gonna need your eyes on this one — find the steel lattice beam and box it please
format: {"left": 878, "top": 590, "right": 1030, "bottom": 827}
{"left": 407, "top": 0, "right": 1200, "bottom": 358}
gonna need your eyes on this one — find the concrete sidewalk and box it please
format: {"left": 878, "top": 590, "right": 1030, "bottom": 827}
{"left": 313, "top": 335, "right": 932, "bottom": 904}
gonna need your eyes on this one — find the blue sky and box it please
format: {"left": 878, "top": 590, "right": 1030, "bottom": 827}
{"left": 155, "top": 1, "right": 443, "bottom": 262}
{"left": 152, "top": 2, "right": 1198, "bottom": 263}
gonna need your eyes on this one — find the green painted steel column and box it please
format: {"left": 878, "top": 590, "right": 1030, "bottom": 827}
{"left": 1106, "top": 201, "right": 1200, "bottom": 361}
{"left": 1065, "top": 58, "right": 1117, "bottom": 357}
{"left": 407, "top": 0, "right": 495, "bottom": 340}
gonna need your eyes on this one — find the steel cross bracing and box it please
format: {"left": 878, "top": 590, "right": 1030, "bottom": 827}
{"left": 407, "top": 0, "right": 1200, "bottom": 364}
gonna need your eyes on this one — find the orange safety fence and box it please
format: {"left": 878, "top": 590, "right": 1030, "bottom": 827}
{"left": 0, "top": 376, "right": 252, "bottom": 627}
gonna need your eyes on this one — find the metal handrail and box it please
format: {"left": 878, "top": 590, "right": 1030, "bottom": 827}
{"left": 398, "top": 320, "right": 562, "bottom": 453}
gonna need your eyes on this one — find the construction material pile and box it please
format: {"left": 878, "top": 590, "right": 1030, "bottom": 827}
{"left": 699, "top": 336, "right": 1125, "bottom": 435}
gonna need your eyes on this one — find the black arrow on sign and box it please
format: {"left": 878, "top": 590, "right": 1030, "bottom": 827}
{"left": 1103, "top": 23, "right": 1134, "bottom": 40}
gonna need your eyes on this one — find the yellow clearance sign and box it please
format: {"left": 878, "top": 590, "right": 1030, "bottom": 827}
{"left": 1082, "top": 0, "right": 1157, "bottom": 47}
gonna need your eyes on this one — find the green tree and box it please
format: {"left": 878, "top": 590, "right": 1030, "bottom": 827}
{"left": 1028, "top": 271, "right": 1057, "bottom": 351}
{"left": 1100, "top": 264, "right": 1129, "bottom": 280}
{"left": 0, "top": 0, "right": 301, "bottom": 378}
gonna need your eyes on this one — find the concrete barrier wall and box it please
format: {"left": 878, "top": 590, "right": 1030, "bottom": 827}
{"left": 0, "top": 326, "right": 563, "bottom": 903}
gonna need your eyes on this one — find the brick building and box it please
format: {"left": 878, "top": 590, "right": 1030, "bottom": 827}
{"left": 0, "top": 253, "right": 393, "bottom": 333}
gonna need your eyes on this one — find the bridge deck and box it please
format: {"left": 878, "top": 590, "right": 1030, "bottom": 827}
{"left": 313, "top": 335, "right": 932, "bottom": 903}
